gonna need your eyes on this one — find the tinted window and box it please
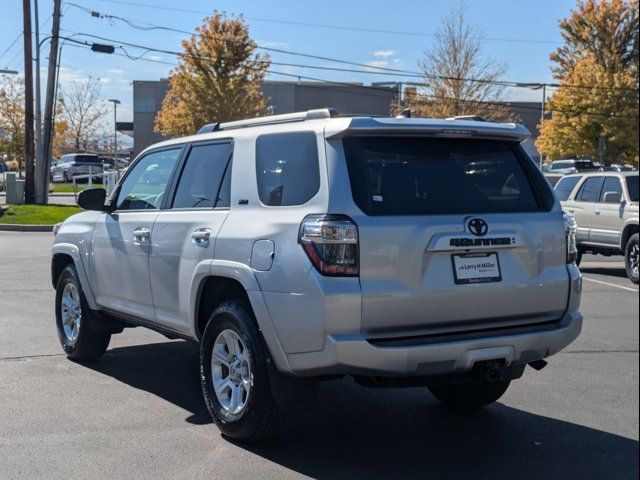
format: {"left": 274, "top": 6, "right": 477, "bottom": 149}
{"left": 575, "top": 160, "right": 598, "bottom": 171}
{"left": 256, "top": 132, "right": 319, "bottom": 206}
{"left": 551, "top": 161, "right": 571, "bottom": 170}
{"left": 626, "top": 176, "right": 639, "bottom": 202}
{"left": 577, "top": 177, "right": 604, "bottom": 202}
{"left": 216, "top": 161, "right": 232, "bottom": 208}
{"left": 116, "top": 149, "right": 181, "bottom": 210}
{"left": 599, "top": 177, "right": 623, "bottom": 202}
{"left": 343, "top": 137, "right": 545, "bottom": 216}
{"left": 554, "top": 176, "right": 582, "bottom": 201}
{"left": 73, "top": 155, "right": 101, "bottom": 164}
{"left": 172, "top": 143, "right": 232, "bottom": 209}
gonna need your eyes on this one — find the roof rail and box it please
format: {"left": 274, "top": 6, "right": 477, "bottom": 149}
{"left": 196, "top": 108, "right": 339, "bottom": 134}
{"left": 446, "top": 115, "right": 487, "bottom": 122}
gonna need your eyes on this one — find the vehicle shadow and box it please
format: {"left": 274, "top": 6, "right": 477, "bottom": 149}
{"left": 87, "top": 341, "right": 639, "bottom": 479}
{"left": 580, "top": 266, "right": 628, "bottom": 279}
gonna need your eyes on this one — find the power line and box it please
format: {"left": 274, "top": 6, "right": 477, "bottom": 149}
{"left": 60, "top": 34, "right": 639, "bottom": 119}
{"left": 0, "top": 32, "right": 22, "bottom": 61}
{"left": 90, "top": 0, "right": 563, "bottom": 46}
{"left": 65, "top": 2, "right": 640, "bottom": 96}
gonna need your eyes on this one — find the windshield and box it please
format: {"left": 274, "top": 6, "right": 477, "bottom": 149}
{"left": 342, "top": 137, "right": 550, "bottom": 216}
{"left": 73, "top": 155, "right": 101, "bottom": 164}
{"left": 626, "top": 176, "right": 639, "bottom": 202}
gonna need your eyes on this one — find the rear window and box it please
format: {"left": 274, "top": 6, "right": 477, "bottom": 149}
{"left": 72, "top": 155, "right": 101, "bottom": 164}
{"left": 575, "top": 160, "right": 598, "bottom": 171}
{"left": 554, "top": 176, "right": 582, "bottom": 201}
{"left": 342, "top": 137, "right": 549, "bottom": 216}
{"left": 576, "top": 177, "right": 604, "bottom": 202}
{"left": 256, "top": 132, "right": 319, "bottom": 206}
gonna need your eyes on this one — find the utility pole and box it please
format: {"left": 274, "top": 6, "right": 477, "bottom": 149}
{"left": 34, "top": 0, "right": 44, "bottom": 203}
{"left": 22, "top": 0, "right": 35, "bottom": 203}
{"left": 539, "top": 84, "right": 546, "bottom": 168}
{"left": 40, "top": 0, "right": 62, "bottom": 205}
{"left": 109, "top": 99, "right": 121, "bottom": 176}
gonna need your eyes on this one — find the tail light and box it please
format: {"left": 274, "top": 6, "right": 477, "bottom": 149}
{"left": 564, "top": 214, "right": 578, "bottom": 264}
{"left": 299, "top": 214, "right": 358, "bottom": 276}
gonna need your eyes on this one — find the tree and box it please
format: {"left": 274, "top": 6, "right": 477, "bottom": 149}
{"left": 538, "top": 0, "right": 639, "bottom": 165}
{"left": 58, "top": 77, "right": 108, "bottom": 152}
{"left": 0, "top": 75, "right": 25, "bottom": 166}
{"left": 394, "top": 5, "right": 517, "bottom": 122}
{"left": 550, "top": 0, "right": 639, "bottom": 80}
{"left": 155, "top": 12, "right": 270, "bottom": 137}
{"left": 537, "top": 56, "right": 639, "bottom": 164}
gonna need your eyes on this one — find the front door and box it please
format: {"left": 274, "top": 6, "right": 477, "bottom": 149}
{"left": 90, "top": 147, "right": 183, "bottom": 320}
{"left": 149, "top": 141, "right": 233, "bottom": 334}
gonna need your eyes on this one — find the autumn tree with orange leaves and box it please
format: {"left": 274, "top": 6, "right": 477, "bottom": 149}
{"left": 538, "top": 0, "right": 639, "bottom": 165}
{"left": 155, "top": 13, "right": 270, "bottom": 137}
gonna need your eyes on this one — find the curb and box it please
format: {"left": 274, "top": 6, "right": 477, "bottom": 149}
{"left": 0, "top": 224, "right": 53, "bottom": 232}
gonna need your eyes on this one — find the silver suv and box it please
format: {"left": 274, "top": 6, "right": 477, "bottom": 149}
{"left": 51, "top": 110, "right": 583, "bottom": 441}
{"left": 50, "top": 153, "right": 104, "bottom": 182}
{"left": 556, "top": 171, "right": 639, "bottom": 283}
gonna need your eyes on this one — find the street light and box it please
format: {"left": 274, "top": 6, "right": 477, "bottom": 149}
{"left": 108, "top": 99, "right": 121, "bottom": 176}
{"left": 0, "top": 69, "right": 19, "bottom": 75}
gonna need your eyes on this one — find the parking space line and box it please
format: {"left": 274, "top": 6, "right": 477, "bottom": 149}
{"left": 583, "top": 276, "right": 639, "bottom": 293}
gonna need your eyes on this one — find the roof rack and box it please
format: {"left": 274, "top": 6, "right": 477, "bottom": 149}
{"left": 446, "top": 115, "right": 487, "bottom": 122}
{"left": 196, "top": 108, "right": 339, "bottom": 134}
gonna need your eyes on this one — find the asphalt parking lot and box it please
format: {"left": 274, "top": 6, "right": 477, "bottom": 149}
{"left": 0, "top": 232, "right": 638, "bottom": 479}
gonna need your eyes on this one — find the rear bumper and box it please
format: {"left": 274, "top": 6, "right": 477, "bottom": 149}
{"left": 287, "top": 310, "right": 583, "bottom": 377}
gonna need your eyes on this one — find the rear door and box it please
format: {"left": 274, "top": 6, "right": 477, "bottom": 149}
{"left": 571, "top": 176, "right": 604, "bottom": 243}
{"left": 590, "top": 176, "right": 625, "bottom": 246}
{"left": 340, "top": 136, "right": 568, "bottom": 336}
{"left": 148, "top": 141, "right": 233, "bottom": 334}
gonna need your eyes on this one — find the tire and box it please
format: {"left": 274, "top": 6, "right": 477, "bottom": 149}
{"left": 575, "top": 248, "right": 584, "bottom": 267}
{"left": 624, "top": 233, "right": 639, "bottom": 284}
{"left": 200, "top": 300, "right": 283, "bottom": 442}
{"left": 63, "top": 171, "right": 69, "bottom": 182}
{"left": 428, "top": 380, "right": 510, "bottom": 409}
{"left": 55, "top": 264, "right": 111, "bottom": 361}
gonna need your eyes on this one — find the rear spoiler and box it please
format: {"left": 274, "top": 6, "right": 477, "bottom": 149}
{"left": 325, "top": 117, "right": 531, "bottom": 142}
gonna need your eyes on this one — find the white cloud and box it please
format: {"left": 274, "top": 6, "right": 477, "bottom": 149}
{"left": 147, "top": 55, "right": 164, "bottom": 62}
{"left": 105, "top": 68, "right": 124, "bottom": 75}
{"left": 365, "top": 60, "right": 390, "bottom": 69}
{"left": 373, "top": 49, "right": 395, "bottom": 58}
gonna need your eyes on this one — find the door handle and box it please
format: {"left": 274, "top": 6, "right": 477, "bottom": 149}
{"left": 191, "top": 228, "right": 212, "bottom": 245}
{"left": 133, "top": 227, "right": 151, "bottom": 242}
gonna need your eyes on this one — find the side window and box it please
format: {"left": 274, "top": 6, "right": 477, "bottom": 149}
{"left": 576, "top": 177, "right": 604, "bottom": 202}
{"left": 216, "top": 160, "right": 232, "bottom": 208}
{"left": 256, "top": 132, "right": 320, "bottom": 206}
{"left": 599, "top": 177, "right": 623, "bottom": 202}
{"left": 554, "top": 176, "right": 582, "bottom": 201}
{"left": 116, "top": 148, "right": 182, "bottom": 210}
{"left": 172, "top": 143, "right": 233, "bottom": 209}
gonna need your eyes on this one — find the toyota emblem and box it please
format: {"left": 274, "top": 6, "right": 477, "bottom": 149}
{"left": 468, "top": 218, "right": 489, "bottom": 237}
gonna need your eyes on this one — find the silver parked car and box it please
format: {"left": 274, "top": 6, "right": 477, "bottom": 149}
{"left": 51, "top": 110, "right": 583, "bottom": 441}
{"left": 556, "top": 171, "right": 639, "bottom": 283}
{"left": 50, "top": 153, "right": 104, "bottom": 182}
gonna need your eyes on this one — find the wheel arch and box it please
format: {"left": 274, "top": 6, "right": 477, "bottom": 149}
{"left": 51, "top": 243, "right": 98, "bottom": 310}
{"left": 191, "top": 261, "right": 293, "bottom": 374}
{"left": 621, "top": 222, "right": 639, "bottom": 250}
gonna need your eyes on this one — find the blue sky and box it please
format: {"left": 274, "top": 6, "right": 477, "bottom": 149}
{"left": 1, "top": 0, "right": 579, "bottom": 122}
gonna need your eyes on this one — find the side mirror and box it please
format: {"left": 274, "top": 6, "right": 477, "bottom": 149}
{"left": 77, "top": 188, "right": 109, "bottom": 211}
{"left": 602, "top": 191, "right": 622, "bottom": 204}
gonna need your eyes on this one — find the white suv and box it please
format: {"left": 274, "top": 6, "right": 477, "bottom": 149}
{"left": 51, "top": 110, "right": 583, "bottom": 441}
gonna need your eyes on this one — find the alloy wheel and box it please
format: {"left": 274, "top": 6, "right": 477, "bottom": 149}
{"left": 210, "top": 329, "right": 252, "bottom": 417}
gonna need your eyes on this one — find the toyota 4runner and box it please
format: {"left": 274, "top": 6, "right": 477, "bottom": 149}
{"left": 51, "top": 110, "right": 583, "bottom": 441}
